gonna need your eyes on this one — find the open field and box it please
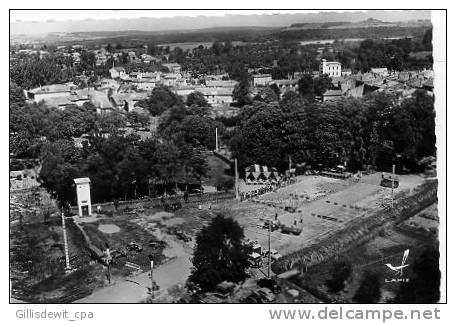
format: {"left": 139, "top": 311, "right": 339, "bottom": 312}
{"left": 213, "top": 173, "right": 426, "bottom": 258}
{"left": 157, "top": 41, "right": 247, "bottom": 50}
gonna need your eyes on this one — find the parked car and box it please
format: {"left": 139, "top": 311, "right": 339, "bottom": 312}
{"left": 257, "top": 288, "right": 276, "bottom": 302}
{"left": 281, "top": 225, "right": 302, "bottom": 235}
{"left": 257, "top": 278, "right": 282, "bottom": 294}
{"left": 271, "top": 251, "right": 282, "bottom": 261}
{"left": 262, "top": 249, "right": 282, "bottom": 261}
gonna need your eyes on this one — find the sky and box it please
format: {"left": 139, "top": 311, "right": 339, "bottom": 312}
{"left": 10, "top": 10, "right": 431, "bottom": 36}
{"left": 10, "top": 10, "right": 354, "bottom": 22}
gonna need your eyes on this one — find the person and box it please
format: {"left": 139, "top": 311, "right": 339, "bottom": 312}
{"left": 184, "top": 190, "right": 189, "bottom": 202}
{"left": 113, "top": 199, "right": 119, "bottom": 211}
{"left": 97, "top": 205, "right": 102, "bottom": 214}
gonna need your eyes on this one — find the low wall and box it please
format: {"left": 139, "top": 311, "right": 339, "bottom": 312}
{"left": 271, "top": 180, "right": 438, "bottom": 274}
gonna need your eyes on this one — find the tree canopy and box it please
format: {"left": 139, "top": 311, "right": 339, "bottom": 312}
{"left": 136, "top": 85, "right": 183, "bottom": 116}
{"left": 353, "top": 270, "right": 381, "bottom": 303}
{"left": 394, "top": 246, "right": 440, "bottom": 303}
{"left": 227, "top": 89, "right": 435, "bottom": 173}
{"left": 188, "top": 214, "right": 251, "bottom": 292}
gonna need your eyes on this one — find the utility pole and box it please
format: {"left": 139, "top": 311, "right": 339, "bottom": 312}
{"left": 149, "top": 255, "right": 154, "bottom": 300}
{"left": 61, "top": 206, "right": 71, "bottom": 273}
{"left": 235, "top": 158, "right": 239, "bottom": 200}
{"left": 391, "top": 164, "right": 395, "bottom": 211}
{"left": 289, "top": 155, "right": 292, "bottom": 173}
{"left": 268, "top": 220, "right": 271, "bottom": 279}
{"left": 215, "top": 127, "right": 218, "bottom": 152}
{"left": 105, "top": 245, "right": 112, "bottom": 284}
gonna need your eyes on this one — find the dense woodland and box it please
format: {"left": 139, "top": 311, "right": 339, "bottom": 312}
{"left": 225, "top": 88, "right": 435, "bottom": 173}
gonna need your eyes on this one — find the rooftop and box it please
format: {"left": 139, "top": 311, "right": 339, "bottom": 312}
{"left": 74, "top": 177, "right": 91, "bottom": 184}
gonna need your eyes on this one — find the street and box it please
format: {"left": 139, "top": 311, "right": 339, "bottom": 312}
{"left": 75, "top": 254, "right": 191, "bottom": 303}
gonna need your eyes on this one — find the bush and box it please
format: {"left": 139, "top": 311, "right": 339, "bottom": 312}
{"left": 216, "top": 178, "right": 234, "bottom": 191}
{"left": 325, "top": 260, "right": 352, "bottom": 293}
{"left": 353, "top": 270, "right": 381, "bottom": 303}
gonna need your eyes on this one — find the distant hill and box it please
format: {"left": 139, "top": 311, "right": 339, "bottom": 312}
{"left": 285, "top": 18, "right": 430, "bottom": 31}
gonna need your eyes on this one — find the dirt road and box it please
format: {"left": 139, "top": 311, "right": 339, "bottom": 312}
{"left": 75, "top": 254, "right": 191, "bottom": 303}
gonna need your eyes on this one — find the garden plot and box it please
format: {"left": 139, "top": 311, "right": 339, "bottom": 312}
{"left": 80, "top": 216, "right": 167, "bottom": 272}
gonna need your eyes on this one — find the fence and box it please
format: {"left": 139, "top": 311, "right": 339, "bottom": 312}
{"left": 69, "top": 191, "right": 235, "bottom": 215}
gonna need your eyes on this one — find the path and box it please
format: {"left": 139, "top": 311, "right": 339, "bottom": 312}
{"left": 75, "top": 254, "right": 191, "bottom": 303}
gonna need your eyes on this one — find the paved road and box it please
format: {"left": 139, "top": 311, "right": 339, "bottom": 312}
{"left": 75, "top": 255, "right": 191, "bottom": 303}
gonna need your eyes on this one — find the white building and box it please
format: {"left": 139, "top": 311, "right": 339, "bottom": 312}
{"left": 253, "top": 74, "right": 273, "bottom": 87}
{"left": 74, "top": 177, "right": 92, "bottom": 217}
{"left": 26, "top": 84, "right": 74, "bottom": 102}
{"left": 370, "top": 67, "right": 389, "bottom": 77}
{"left": 109, "top": 66, "right": 126, "bottom": 79}
{"left": 269, "top": 79, "right": 299, "bottom": 97}
{"left": 195, "top": 87, "right": 234, "bottom": 105}
{"left": 320, "top": 59, "right": 341, "bottom": 78}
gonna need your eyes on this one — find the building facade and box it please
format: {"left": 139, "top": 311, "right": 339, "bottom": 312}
{"left": 74, "top": 178, "right": 92, "bottom": 217}
{"left": 320, "top": 59, "right": 342, "bottom": 78}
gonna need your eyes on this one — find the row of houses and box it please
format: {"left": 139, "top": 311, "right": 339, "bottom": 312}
{"left": 108, "top": 64, "right": 241, "bottom": 106}
{"left": 24, "top": 81, "right": 147, "bottom": 113}
{"left": 322, "top": 67, "right": 434, "bottom": 102}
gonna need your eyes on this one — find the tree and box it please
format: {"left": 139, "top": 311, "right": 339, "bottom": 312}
{"left": 253, "top": 87, "right": 279, "bottom": 104}
{"left": 325, "top": 260, "right": 352, "bottom": 293}
{"left": 10, "top": 55, "right": 71, "bottom": 89}
{"left": 394, "top": 246, "right": 440, "bottom": 303}
{"left": 136, "top": 85, "right": 183, "bottom": 116}
{"left": 298, "top": 74, "right": 316, "bottom": 99}
{"left": 353, "top": 270, "right": 381, "bottom": 303}
{"left": 180, "top": 115, "right": 223, "bottom": 150}
{"left": 233, "top": 79, "right": 252, "bottom": 107}
{"left": 39, "top": 140, "right": 83, "bottom": 205}
{"left": 298, "top": 74, "right": 331, "bottom": 100}
{"left": 188, "top": 214, "right": 251, "bottom": 292}
{"left": 186, "top": 91, "right": 209, "bottom": 108}
{"left": 10, "top": 81, "right": 25, "bottom": 108}
{"left": 422, "top": 29, "right": 433, "bottom": 51}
